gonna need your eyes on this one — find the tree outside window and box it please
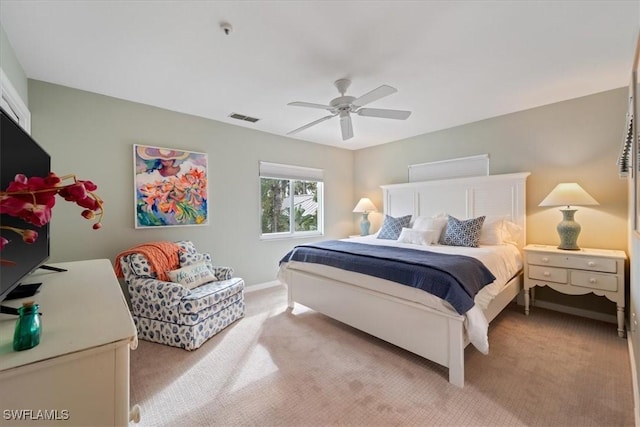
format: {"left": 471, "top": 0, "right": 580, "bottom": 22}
{"left": 259, "top": 162, "right": 323, "bottom": 238}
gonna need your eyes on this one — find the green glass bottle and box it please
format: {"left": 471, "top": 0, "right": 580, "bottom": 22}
{"left": 13, "top": 301, "right": 41, "bottom": 351}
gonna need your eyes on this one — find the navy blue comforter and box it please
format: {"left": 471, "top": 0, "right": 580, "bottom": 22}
{"left": 279, "top": 240, "right": 496, "bottom": 314}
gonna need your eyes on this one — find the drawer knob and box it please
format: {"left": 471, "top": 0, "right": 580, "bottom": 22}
{"left": 543, "top": 271, "right": 551, "bottom": 277}
{"left": 589, "top": 278, "right": 597, "bottom": 284}
{"left": 587, "top": 261, "right": 596, "bottom": 267}
{"left": 542, "top": 257, "right": 549, "bottom": 263}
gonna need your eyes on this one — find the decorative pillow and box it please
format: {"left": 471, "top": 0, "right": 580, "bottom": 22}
{"left": 175, "top": 240, "right": 216, "bottom": 269}
{"left": 503, "top": 220, "right": 523, "bottom": 246}
{"left": 376, "top": 215, "right": 412, "bottom": 240}
{"left": 440, "top": 215, "right": 486, "bottom": 247}
{"left": 176, "top": 240, "right": 198, "bottom": 255}
{"left": 412, "top": 213, "right": 448, "bottom": 241}
{"left": 128, "top": 254, "right": 157, "bottom": 278}
{"left": 166, "top": 261, "right": 217, "bottom": 290}
{"left": 179, "top": 251, "right": 212, "bottom": 267}
{"left": 397, "top": 227, "right": 438, "bottom": 246}
{"left": 479, "top": 216, "right": 507, "bottom": 245}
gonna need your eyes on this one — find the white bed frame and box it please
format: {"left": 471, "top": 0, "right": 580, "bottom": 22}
{"left": 286, "top": 172, "right": 530, "bottom": 387}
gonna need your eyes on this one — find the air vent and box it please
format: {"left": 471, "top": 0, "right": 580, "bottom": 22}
{"left": 229, "top": 113, "right": 260, "bottom": 123}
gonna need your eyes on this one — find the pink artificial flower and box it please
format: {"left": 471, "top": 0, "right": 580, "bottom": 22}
{"left": 0, "top": 197, "right": 52, "bottom": 227}
{"left": 0, "top": 172, "right": 104, "bottom": 253}
{"left": 0, "top": 193, "right": 25, "bottom": 217}
{"left": 20, "top": 229, "right": 38, "bottom": 244}
{"left": 79, "top": 180, "right": 97, "bottom": 192}
{"left": 76, "top": 196, "right": 99, "bottom": 210}
{"left": 0, "top": 226, "right": 38, "bottom": 248}
{"left": 58, "top": 182, "right": 87, "bottom": 202}
{"left": 4, "top": 174, "right": 58, "bottom": 208}
{"left": 81, "top": 209, "right": 95, "bottom": 220}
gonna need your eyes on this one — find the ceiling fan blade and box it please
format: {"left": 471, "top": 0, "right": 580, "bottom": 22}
{"left": 288, "top": 101, "right": 333, "bottom": 110}
{"left": 287, "top": 114, "right": 337, "bottom": 135}
{"left": 357, "top": 108, "right": 412, "bottom": 120}
{"left": 352, "top": 85, "right": 397, "bottom": 107}
{"left": 340, "top": 114, "right": 354, "bottom": 140}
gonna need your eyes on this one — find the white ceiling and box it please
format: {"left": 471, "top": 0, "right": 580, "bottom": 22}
{"left": 1, "top": 1, "right": 638, "bottom": 150}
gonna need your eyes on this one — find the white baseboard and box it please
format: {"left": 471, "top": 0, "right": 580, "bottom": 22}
{"left": 516, "top": 293, "right": 617, "bottom": 324}
{"left": 628, "top": 335, "right": 640, "bottom": 427}
{"left": 530, "top": 300, "right": 617, "bottom": 324}
{"left": 244, "top": 280, "right": 282, "bottom": 293}
{"left": 534, "top": 300, "right": 618, "bottom": 324}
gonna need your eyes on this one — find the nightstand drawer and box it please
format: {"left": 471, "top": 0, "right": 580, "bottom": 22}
{"left": 570, "top": 271, "right": 618, "bottom": 292}
{"left": 528, "top": 265, "right": 568, "bottom": 284}
{"left": 527, "top": 252, "right": 617, "bottom": 273}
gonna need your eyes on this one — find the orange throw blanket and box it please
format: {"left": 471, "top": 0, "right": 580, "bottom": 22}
{"left": 114, "top": 241, "right": 182, "bottom": 281}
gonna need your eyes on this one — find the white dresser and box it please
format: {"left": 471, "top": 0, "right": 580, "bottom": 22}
{"left": 523, "top": 244, "right": 627, "bottom": 337}
{"left": 0, "top": 259, "right": 138, "bottom": 426}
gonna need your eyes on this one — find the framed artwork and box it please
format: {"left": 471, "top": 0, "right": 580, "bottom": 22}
{"left": 133, "top": 144, "right": 208, "bottom": 228}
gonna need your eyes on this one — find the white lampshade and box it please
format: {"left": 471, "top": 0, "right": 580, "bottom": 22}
{"left": 538, "top": 183, "right": 599, "bottom": 208}
{"left": 352, "top": 198, "right": 377, "bottom": 213}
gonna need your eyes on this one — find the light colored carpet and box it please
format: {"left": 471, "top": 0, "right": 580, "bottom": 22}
{"left": 129, "top": 285, "right": 634, "bottom": 426}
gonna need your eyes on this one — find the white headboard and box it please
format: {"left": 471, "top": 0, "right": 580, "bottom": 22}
{"left": 380, "top": 172, "right": 530, "bottom": 248}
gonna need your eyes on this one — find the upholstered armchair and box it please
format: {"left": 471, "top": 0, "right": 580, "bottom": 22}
{"left": 118, "top": 241, "right": 245, "bottom": 350}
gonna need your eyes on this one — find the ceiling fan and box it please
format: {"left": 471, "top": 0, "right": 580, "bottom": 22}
{"left": 287, "top": 79, "right": 412, "bottom": 141}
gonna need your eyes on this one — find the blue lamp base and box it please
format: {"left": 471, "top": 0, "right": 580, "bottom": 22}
{"left": 360, "top": 212, "right": 371, "bottom": 236}
{"left": 557, "top": 208, "right": 581, "bottom": 250}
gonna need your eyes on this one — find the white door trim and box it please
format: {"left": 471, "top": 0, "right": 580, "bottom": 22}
{"left": 0, "top": 67, "right": 30, "bottom": 134}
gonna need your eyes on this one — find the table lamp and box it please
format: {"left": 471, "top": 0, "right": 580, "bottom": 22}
{"left": 538, "top": 183, "right": 599, "bottom": 250}
{"left": 353, "top": 198, "right": 377, "bottom": 236}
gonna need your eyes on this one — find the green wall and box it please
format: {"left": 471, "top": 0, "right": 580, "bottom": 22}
{"left": 354, "top": 87, "right": 629, "bottom": 316}
{"left": 18, "top": 74, "right": 634, "bottom": 316}
{"left": 28, "top": 80, "right": 355, "bottom": 286}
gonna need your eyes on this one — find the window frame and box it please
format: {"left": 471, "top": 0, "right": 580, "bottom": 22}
{"left": 259, "top": 162, "right": 324, "bottom": 240}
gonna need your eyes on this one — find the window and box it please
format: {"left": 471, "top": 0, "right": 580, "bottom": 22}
{"left": 259, "top": 161, "right": 323, "bottom": 238}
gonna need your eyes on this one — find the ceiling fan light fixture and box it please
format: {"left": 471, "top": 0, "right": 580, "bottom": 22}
{"left": 340, "top": 114, "right": 354, "bottom": 141}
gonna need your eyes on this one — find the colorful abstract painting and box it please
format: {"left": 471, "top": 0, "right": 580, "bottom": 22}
{"left": 133, "top": 144, "right": 208, "bottom": 228}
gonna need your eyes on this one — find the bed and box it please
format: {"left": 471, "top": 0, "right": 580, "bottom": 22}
{"left": 278, "top": 172, "right": 530, "bottom": 387}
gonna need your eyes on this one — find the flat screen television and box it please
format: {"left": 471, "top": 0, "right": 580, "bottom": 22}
{"left": 0, "top": 108, "right": 51, "bottom": 302}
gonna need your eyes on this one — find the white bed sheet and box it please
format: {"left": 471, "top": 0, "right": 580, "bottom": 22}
{"left": 278, "top": 236, "right": 522, "bottom": 354}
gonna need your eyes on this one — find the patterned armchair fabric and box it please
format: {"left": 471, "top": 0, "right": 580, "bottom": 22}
{"left": 120, "top": 240, "right": 245, "bottom": 350}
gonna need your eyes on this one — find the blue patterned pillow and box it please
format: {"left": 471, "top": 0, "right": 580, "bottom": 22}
{"left": 440, "top": 215, "right": 486, "bottom": 247}
{"left": 128, "top": 254, "right": 157, "bottom": 278}
{"left": 377, "top": 215, "right": 412, "bottom": 240}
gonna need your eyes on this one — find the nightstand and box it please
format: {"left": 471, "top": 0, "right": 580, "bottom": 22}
{"left": 523, "top": 244, "right": 627, "bottom": 337}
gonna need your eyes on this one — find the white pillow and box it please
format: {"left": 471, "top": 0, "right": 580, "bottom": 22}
{"left": 503, "top": 220, "right": 523, "bottom": 245}
{"left": 478, "top": 216, "right": 523, "bottom": 246}
{"left": 166, "top": 261, "right": 217, "bottom": 290}
{"left": 412, "top": 213, "right": 448, "bottom": 241}
{"left": 479, "top": 216, "right": 507, "bottom": 245}
{"left": 397, "top": 227, "right": 438, "bottom": 246}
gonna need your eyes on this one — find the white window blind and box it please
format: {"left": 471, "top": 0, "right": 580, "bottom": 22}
{"left": 259, "top": 161, "right": 324, "bottom": 182}
{"left": 618, "top": 113, "right": 633, "bottom": 177}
